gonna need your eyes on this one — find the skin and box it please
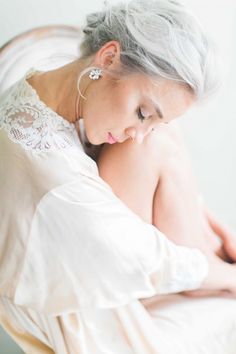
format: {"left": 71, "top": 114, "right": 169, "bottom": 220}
{"left": 27, "top": 41, "right": 193, "bottom": 144}
{"left": 97, "top": 123, "right": 236, "bottom": 297}
{"left": 27, "top": 40, "right": 236, "bottom": 297}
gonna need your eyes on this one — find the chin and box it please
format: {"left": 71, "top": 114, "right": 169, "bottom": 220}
{"left": 89, "top": 141, "right": 103, "bottom": 146}
{"left": 84, "top": 132, "right": 104, "bottom": 146}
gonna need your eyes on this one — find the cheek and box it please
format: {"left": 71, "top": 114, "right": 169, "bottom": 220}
{"left": 82, "top": 84, "right": 113, "bottom": 120}
{"left": 111, "top": 92, "right": 137, "bottom": 126}
{"left": 82, "top": 81, "right": 137, "bottom": 131}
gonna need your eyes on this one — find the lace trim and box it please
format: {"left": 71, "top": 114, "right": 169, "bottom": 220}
{"left": 0, "top": 68, "right": 83, "bottom": 153}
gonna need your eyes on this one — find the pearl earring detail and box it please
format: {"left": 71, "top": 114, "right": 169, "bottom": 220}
{"left": 89, "top": 68, "right": 103, "bottom": 80}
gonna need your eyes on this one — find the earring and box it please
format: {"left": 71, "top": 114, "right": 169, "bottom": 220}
{"left": 89, "top": 68, "right": 103, "bottom": 80}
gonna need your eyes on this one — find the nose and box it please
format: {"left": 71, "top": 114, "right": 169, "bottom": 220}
{"left": 137, "top": 125, "right": 157, "bottom": 143}
{"left": 125, "top": 126, "right": 155, "bottom": 144}
{"left": 125, "top": 130, "right": 145, "bottom": 144}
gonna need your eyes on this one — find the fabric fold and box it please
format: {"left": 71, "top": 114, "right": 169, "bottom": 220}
{"left": 14, "top": 172, "right": 208, "bottom": 316}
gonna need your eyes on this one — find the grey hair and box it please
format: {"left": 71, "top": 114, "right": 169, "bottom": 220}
{"left": 79, "top": 0, "right": 219, "bottom": 101}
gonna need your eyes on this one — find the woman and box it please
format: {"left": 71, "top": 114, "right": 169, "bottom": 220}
{"left": 0, "top": 0, "right": 236, "bottom": 353}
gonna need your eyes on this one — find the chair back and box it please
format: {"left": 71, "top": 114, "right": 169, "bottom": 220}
{"left": 0, "top": 25, "right": 81, "bottom": 95}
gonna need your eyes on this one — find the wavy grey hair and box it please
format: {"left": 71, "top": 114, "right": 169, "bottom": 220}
{"left": 78, "top": 0, "right": 219, "bottom": 101}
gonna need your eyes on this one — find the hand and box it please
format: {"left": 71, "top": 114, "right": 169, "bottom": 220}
{"left": 203, "top": 206, "right": 236, "bottom": 263}
{"left": 181, "top": 257, "right": 236, "bottom": 298}
{"left": 181, "top": 289, "right": 236, "bottom": 299}
{"left": 221, "top": 231, "right": 236, "bottom": 263}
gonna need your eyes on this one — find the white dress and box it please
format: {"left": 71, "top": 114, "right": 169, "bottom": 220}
{"left": 0, "top": 69, "right": 236, "bottom": 354}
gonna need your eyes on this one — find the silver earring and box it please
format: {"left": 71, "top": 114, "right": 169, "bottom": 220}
{"left": 89, "top": 68, "right": 103, "bottom": 80}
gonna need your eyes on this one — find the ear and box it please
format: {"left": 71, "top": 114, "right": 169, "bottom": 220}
{"left": 93, "top": 40, "right": 121, "bottom": 70}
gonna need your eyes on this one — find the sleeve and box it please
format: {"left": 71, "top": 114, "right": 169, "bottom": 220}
{"left": 14, "top": 172, "right": 209, "bottom": 316}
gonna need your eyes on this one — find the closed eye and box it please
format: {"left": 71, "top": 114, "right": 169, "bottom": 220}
{"left": 137, "top": 107, "right": 151, "bottom": 123}
{"left": 137, "top": 108, "right": 145, "bottom": 122}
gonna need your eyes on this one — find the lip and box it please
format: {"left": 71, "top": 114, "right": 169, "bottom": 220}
{"left": 107, "top": 132, "right": 118, "bottom": 144}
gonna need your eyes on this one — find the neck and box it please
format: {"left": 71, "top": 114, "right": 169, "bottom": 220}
{"left": 30, "top": 59, "right": 90, "bottom": 124}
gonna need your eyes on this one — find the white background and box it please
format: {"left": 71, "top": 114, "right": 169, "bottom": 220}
{"left": 0, "top": 0, "right": 235, "bottom": 352}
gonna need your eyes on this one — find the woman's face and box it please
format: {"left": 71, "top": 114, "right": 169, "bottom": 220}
{"left": 80, "top": 72, "right": 195, "bottom": 145}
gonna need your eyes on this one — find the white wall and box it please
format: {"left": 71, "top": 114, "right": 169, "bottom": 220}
{"left": 180, "top": 0, "right": 236, "bottom": 228}
{"left": 0, "top": 0, "right": 235, "bottom": 352}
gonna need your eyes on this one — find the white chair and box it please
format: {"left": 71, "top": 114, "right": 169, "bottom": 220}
{"left": 0, "top": 25, "right": 81, "bottom": 95}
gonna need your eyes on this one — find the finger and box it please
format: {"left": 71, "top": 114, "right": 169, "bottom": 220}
{"left": 181, "top": 289, "right": 222, "bottom": 298}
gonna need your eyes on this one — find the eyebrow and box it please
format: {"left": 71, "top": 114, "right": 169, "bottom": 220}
{"left": 145, "top": 96, "right": 164, "bottom": 119}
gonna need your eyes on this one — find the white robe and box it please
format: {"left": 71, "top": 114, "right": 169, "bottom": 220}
{"left": 0, "top": 69, "right": 235, "bottom": 354}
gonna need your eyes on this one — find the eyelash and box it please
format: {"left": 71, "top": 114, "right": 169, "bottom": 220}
{"left": 137, "top": 108, "right": 146, "bottom": 122}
